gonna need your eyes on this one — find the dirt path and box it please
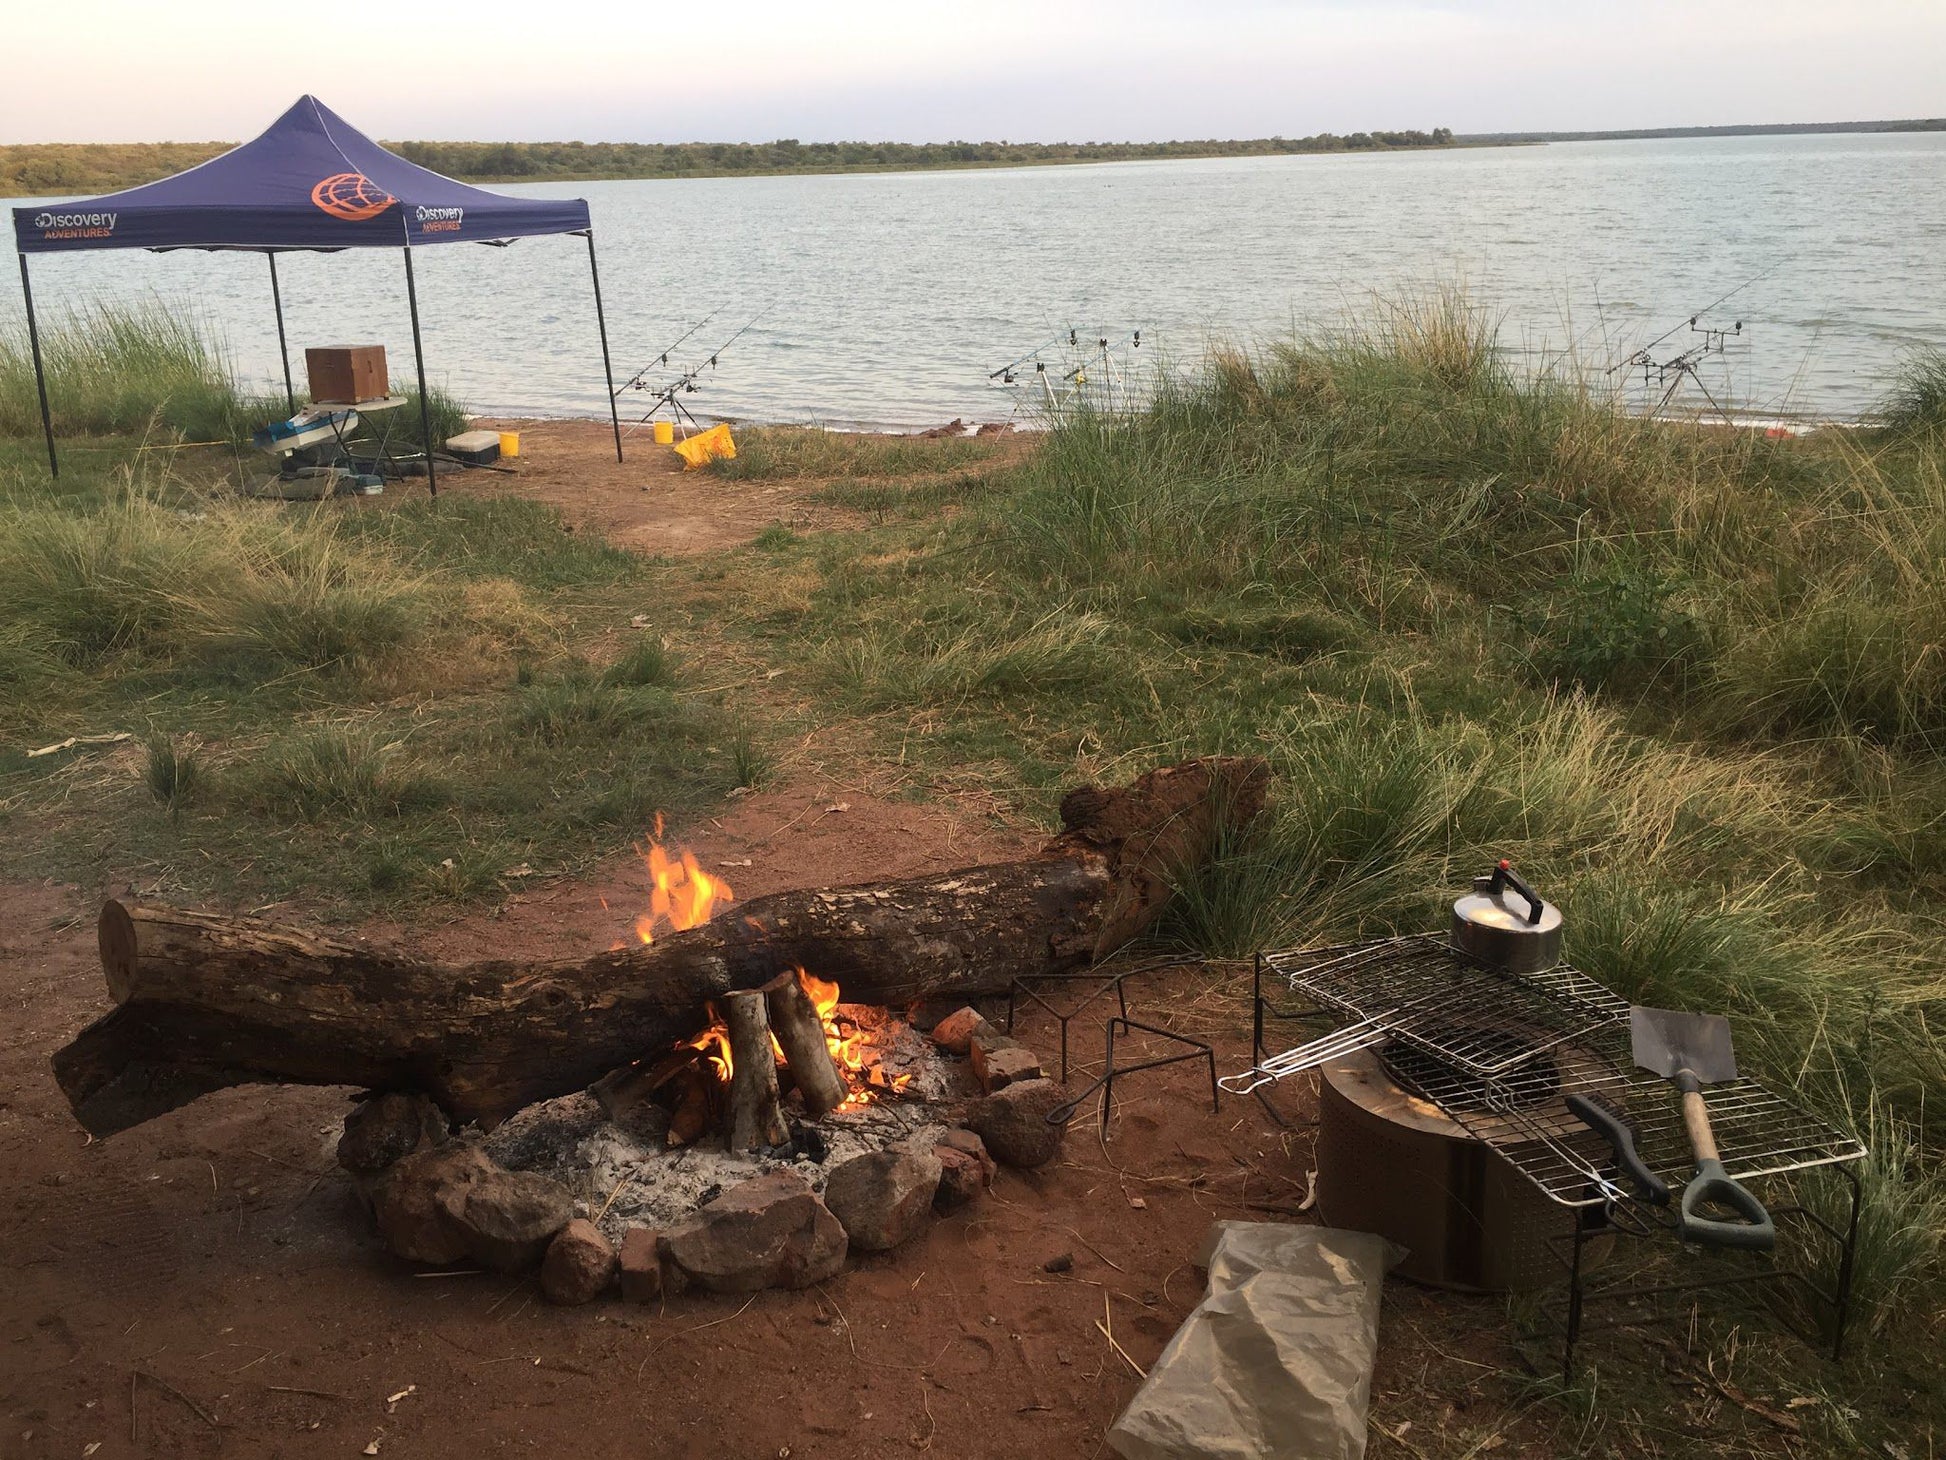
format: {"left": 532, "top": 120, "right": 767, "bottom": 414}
{"left": 2, "top": 785, "right": 1425, "bottom": 1460}
{"left": 424, "top": 418, "right": 964, "bottom": 557}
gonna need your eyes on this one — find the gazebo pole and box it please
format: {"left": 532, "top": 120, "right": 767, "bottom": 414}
{"left": 401, "top": 244, "right": 437, "bottom": 497}
{"left": 267, "top": 251, "right": 295, "bottom": 414}
{"left": 582, "top": 229, "right": 624, "bottom": 463}
{"left": 16, "top": 252, "right": 58, "bottom": 480}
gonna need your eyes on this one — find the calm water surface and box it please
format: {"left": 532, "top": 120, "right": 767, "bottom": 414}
{"left": 7, "top": 133, "right": 1944, "bottom": 427}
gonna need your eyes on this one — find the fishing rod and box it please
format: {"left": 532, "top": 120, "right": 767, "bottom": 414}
{"left": 1628, "top": 268, "right": 1772, "bottom": 361}
{"left": 1608, "top": 271, "right": 1767, "bottom": 424}
{"left": 614, "top": 306, "right": 726, "bottom": 399}
{"left": 620, "top": 307, "right": 772, "bottom": 437}
{"left": 990, "top": 328, "right": 1077, "bottom": 384}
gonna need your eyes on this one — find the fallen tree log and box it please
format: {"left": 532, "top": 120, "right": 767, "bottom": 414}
{"left": 55, "top": 756, "right": 1267, "bottom": 1137}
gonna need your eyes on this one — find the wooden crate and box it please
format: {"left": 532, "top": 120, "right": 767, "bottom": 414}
{"left": 305, "top": 345, "right": 389, "bottom": 404}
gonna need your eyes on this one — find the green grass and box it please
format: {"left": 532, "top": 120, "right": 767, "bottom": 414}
{"left": 3, "top": 290, "right": 1944, "bottom": 1450}
{"left": 709, "top": 425, "right": 1010, "bottom": 482}
{"left": 0, "top": 437, "right": 744, "bottom": 910}
{"left": 1878, "top": 348, "right": 1946, "bottom": 439}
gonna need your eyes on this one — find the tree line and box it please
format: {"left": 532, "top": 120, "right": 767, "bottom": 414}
{"left": 2, "top": 130, "right": 1455, "bottom": 196}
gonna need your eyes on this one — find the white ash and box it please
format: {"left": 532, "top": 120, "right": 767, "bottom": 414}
{"left": 482, "top": 1009, "right": 972, "bottom": 1243}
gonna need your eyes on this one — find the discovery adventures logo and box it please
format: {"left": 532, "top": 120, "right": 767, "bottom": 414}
{"left": 310, "top": 173, "right": 397, "bottom": 221}
{"left": 33, "top": 209, "right": 116, "bottom": 242}
{"left": 414, "top": 205, "right": 464, "bottom": 234}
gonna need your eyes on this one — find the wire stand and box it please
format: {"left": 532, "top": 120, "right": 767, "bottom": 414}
{"left": 1245, "top": 950, "right": 1330, "bottom": 1128}
{"left": 1015, "top": 967, "right": 1219, "bottom": 1139}
{"left": 1546, "top": 1165, "right": 1861, "bottom": 1380}
{"left": 1006, "top": 971, "right": 1133, "bottom": 1084}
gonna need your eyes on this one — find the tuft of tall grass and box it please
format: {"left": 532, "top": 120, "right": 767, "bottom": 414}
{"left": 0, "top": 487, "right": 440, "bottom": 675}
{"left": 0, "top": 301, "right": 247, "bottom": 442}
{"left": 1877, "top": 349, "right": 1946, "bottom": 439}
{"left": 243, "top": 723, "right": 445, "bottom": 822}
{"left": 143, "top": 732, "right": 203, "bottom": 810}
{"left": 600, "top": 634, "right": 674, "bottom": 689}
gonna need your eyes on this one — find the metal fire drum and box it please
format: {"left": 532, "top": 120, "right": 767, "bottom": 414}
{"left": 1317, "top": 1047, "right": 1587, "bottom": 1291}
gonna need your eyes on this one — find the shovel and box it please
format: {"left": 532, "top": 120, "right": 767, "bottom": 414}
{"left": 1630, "top": 1006, "right": 1775, "bottom": 1251}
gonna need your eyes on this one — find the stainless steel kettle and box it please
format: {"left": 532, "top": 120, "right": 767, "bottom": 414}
{"left": 1450, "top": 860, "right": 1562, "bottom": 974}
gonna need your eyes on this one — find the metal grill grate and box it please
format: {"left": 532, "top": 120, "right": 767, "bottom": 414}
{"left": 1258, "top": 936, "right": 1867, "bottom": 1209}
{"left": 1262, "top": 935, "right": 1627, "bottom": 1076}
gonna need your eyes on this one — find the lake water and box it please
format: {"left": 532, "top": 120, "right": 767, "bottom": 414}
{"left": 7, "top": 133, "right": 1944, "bottom": 429}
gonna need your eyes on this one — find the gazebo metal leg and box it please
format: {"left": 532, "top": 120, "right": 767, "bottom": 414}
{"left": 583, "top": 229, "right": 624, "bottom": 464}
{"left": 268, "top": 252, "right": 295, "bottom": 415}
{"left": 402, "top": 245, "right": 437, "bottom": 497}
{"left": 17, "top": 252, "right": 58, "bottom": 480}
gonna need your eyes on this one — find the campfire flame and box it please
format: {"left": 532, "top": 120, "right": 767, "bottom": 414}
{"left": 622, "top": 825, "right": 913, "bottom": 1115}
{"left": 632, "top": 814, "right": 732, "bottom": 945}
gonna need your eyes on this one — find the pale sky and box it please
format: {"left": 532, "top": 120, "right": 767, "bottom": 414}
{"left": 4, "top": 0, "right": 1941, "bottom": 144}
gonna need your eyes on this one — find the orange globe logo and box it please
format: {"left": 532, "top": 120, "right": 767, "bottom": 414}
{"left": 310, "top": 172, "right": 397, "bottom": 221}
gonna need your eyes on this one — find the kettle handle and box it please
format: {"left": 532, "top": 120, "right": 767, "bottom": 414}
{"left": 1489, "top": 859, "right": 1546, "bottom": 926}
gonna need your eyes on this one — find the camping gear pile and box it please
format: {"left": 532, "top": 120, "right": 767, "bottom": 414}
{"left": 1226, "top": 863, "right": 1867, "bottom": 1374}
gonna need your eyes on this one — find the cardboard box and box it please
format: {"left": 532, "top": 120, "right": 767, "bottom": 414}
{"left": 305, "top": 345, "right": 389, "bottom": 404}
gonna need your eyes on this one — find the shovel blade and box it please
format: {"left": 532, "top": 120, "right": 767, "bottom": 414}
{"left": 1630, "top": 1005, "right": 1739, "bottom": 1085}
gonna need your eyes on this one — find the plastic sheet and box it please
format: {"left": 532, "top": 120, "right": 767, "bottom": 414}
{"left": 1107, "top": 1222, "right": 1401, "bottom": 1460}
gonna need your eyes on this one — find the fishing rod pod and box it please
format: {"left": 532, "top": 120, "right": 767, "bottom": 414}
{"left": 1450, "top": 859, "right": 1563, "bottom": 974}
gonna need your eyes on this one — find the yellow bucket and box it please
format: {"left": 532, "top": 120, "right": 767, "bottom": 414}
{"left": 653, "top": 420, "right": 675, "bottom": 446}
{"left": 498, "top": 431, "right": 520, "bottom": 459}
{"left": 673, "top": 423, "right": 737, "bottom": 470}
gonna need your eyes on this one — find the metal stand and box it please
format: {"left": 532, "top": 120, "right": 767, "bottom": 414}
{"left": 1549, "top": 1165, "right": 1862, "bottom": 1380}
{"left": 1006, "top": 971, "right": 1133, "bottom": 1083}
{"left": 17, "top": 251, "right": 57, "bottom": 479}
{"left": 1245, "top": 950, "right": 1330, "bottom": 1127}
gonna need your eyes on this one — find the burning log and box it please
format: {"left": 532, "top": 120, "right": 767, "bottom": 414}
{"left": 721, "top": 990, "right": 789, "bottom": 1150}
{"left": 764, "top": 971, "right": 847, "bottom": 1118}
{"left": 53, "top": 756, "right": 1268, "bottom": 1137}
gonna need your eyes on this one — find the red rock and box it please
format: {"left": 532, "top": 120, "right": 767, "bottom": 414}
{"left": 618, "top": 1227, "right": 670, "bottom": 1303}
{"left": 930, "top": 1007, "right": 996, "bottom": 1055}
{"left": 970, "top": 1032, "right": 1042, "bottom": 1093}
{"left": 337, "top": 1093, "right": 448, "bottom": 1175}
{"left": 371, "top": 1144, "right": 496, "bottom": 1265}
{"left": 663, "top": 1171, "right": 847, "bottom": 1293}
{"left": 541, "top": 1219, "right": 617, "bottom": 1305}
{"left": 444, "top": 1169, "right": 573, "bottom": 1273}
{"left": 822, "top": 1148, "right": 942, "bottom": 1251}
{"left": 968, "top": 1079, "right": 1068, "bottom": 1170}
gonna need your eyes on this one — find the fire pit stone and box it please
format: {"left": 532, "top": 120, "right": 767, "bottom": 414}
{"left": 970, "top": 1031, "right": 1042, "bottom": 1093}
{"left": 452, "top": 1168, "right": 575, "bottom": 1273}
{"left": 967, "top": 1078, "right": 1068, "bottom": 1169}
{"left": 337, "top": 1091, "right": 448, "bottom": 1174}
{"left": 931, "top": 1007, "right": 996, "bottom": 1055}
{"left": 932, "top": 1130, "right": 996, "bottom": 1211}
{"left": 822, "top": 1146, "right": 943, "bottom": 1251}
{"left": 661, "top": 1170, "right": 848, "bottom": 1293}
{"left": 618, "top": 1227, "right": 674, "bottom": 1302}
{"left": 542, "top": 1218, "right": 619, "bottom": 1305}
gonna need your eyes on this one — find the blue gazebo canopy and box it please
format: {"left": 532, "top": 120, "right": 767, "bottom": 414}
{"left": 12, "top": 95, "right": 590, "bottom": 253}
{"left": 11, "top": 96, "right": 622, "bottom": 485}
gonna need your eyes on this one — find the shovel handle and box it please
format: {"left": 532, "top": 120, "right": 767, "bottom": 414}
{"left": 1681, "top": 1159, "right": 1776, "bottom": 1251}
{"left": 1680, "top": 1086, "right": 1720, "bottom": 1163}
{"left": 1673, "top": 1076, "right": 1775, "bottom": 1250}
